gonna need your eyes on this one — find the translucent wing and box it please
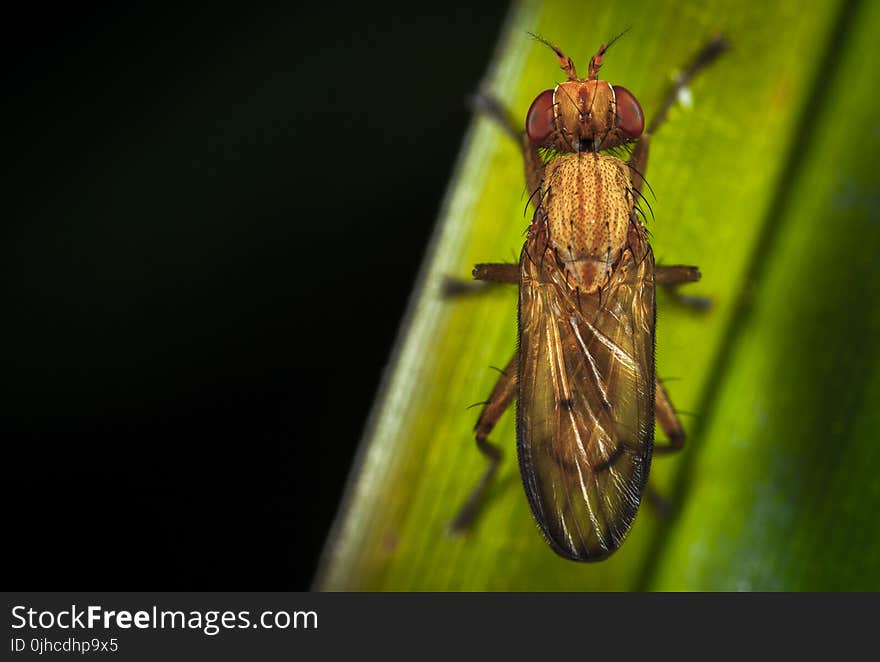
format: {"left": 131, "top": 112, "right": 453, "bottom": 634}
{"left": 517, "top": 227, "right": 656, "bottom": 561}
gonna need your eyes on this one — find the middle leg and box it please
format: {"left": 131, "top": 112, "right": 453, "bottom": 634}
{"left": 655, "top": 264, "right": 711, "bottom": 310}
{"left": 440, "top": 261, "right": 518, "bottom": 297}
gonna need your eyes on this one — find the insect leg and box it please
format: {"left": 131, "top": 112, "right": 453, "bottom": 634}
{"left": 655, "top": 264, "right": 711, "bottom": 310}
{"left": 653, "top": 378, "right": 685, "bottom": 453}
{"left": 644, "top": 379, "right": 687, "bottom": 517}
{"left": 470, "top": 93, "right": 544, "bottom": 206}
{"left": 647, "top": 36, "right": 729, "bottom": 138}
{"left": 440, "top": 276, "right": 493, "bottom": 298}
{"left": 473, "top": 262, "right": 519, "bottom": 283}
{"left": 643, "top": 485, "right": 674, "bottom": 519}
{"left": 444, "top": 94, "right": 543, "bottom": 300}
{"left": 655, "top": 265, "right": 700, "bottom": 285}
{"left": 628, "top": 36, "right": 728, "bottom": 194}
{"left": 441, "top": 262, "right": 518, "bottom": 299}
{"left": 450, "top": 352, "right": 518, "bottom": 533}
{"left": 470, "top": 93, "right": 520, "bottom": 141}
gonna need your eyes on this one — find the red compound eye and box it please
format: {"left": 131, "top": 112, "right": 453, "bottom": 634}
{"left": 526, "top": 89, "right": 556, "bottom": 144}
{"left": 612, "top": 85, "right": 644, "bottom": 138}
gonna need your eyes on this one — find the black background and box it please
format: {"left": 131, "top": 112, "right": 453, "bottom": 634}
{"left": 5, "top": 4, "right": 509, "bottom": 588}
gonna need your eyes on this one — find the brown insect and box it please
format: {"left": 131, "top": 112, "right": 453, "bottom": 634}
{"left": 452, "top": 35, "right": 727, "bottom": 561}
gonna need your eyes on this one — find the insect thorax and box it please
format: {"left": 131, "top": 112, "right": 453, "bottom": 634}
{"left": 536, "top": 152, "right": 635, "bottom": 293}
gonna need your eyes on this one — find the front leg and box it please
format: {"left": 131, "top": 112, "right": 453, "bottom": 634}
{"left": 443, "top": 94, "right": 542, "bottom": 299}
{"left": 628, "top": 36, "right": 729, "bottom": 195}
{"left": 470, "top": 93, "right": 545, "bottom": 207}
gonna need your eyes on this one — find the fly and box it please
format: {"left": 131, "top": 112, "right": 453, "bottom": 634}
{"left": 451, "top": 35, "right": 727, "bottom": 561}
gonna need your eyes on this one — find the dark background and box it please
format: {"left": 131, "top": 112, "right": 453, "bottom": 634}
{"left": 5, "top": 4, "right": 509, "bottom": 588}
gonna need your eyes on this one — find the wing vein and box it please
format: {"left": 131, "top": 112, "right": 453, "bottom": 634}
{"left": 580, "top": 316, "right": 637, "bottom": 372}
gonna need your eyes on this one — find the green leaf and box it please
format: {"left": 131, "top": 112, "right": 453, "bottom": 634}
{"left": 315, "top": 0, "right": 878, "bottom": 591}
{"left": 648, "top": 0, "right": 880, "bottom": 591}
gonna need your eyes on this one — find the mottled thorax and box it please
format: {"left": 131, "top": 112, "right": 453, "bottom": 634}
{"left": 539, "top": 152, "right": 634, "bottom": 292}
